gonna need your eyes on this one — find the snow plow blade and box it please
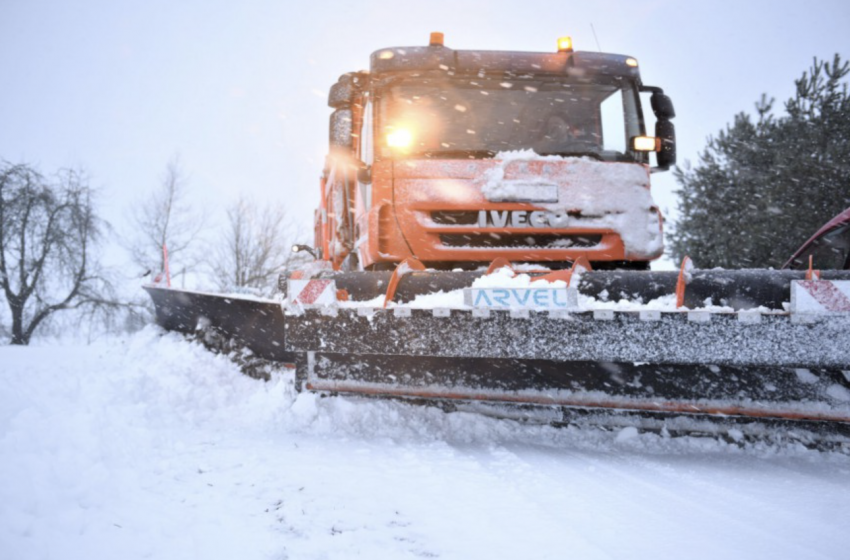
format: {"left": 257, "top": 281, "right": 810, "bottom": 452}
{"left": 284, "top": 305, "right": 850, "bottom": 440}
{"left": 145, "top": 286, "right": 294, "bottom": 363}
{"left": 145, "top": 272, "right": 850, "bottom": 443}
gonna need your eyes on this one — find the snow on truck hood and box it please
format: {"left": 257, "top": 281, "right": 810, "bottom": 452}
{"left": 483, "top": 151, "right": 662, "bottom": 259}
{"left": 396, "top": 151, "right": 663, "bottom": 259}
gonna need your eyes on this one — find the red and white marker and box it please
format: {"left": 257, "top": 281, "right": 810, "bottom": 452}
{"left": 791, "top": 280, "right": 850, "bottom": 318}
{"left": 288, "top": 279, "right": 337, "bottom": 306}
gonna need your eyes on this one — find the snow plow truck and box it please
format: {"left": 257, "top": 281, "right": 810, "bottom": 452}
{"left": 146, "top": 34, "right": 850, "bottom": 447}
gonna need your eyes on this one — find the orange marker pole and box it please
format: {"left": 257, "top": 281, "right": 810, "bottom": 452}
{"left": 163, "top": 243, "right": 171, "bottom": 288}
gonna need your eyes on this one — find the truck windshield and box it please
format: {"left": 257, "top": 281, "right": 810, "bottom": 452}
{"left": 378, "top": 76, "right": 643, "bottom": 161}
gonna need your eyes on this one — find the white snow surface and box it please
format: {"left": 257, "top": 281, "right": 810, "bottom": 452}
{"left": 2, "top": 329, "right": 849, "bottom": 560}
{"left": 360, "top": 267, "right": 737, "bottom": 313}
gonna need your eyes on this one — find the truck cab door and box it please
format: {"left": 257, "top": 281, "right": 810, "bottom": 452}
{"left": 326, "top": 108, "right": 356, "bottom": 268}
{"left": 784, "top": 209, "right": 850, "bottom": 270}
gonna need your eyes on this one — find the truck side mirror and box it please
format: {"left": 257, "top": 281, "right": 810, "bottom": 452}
{"left": 329, "top": 74, "right": 354, "bottom": 109}
{"left": 328, "top": 72, "right": 368, "bottom": 109}
{"left": 642, "top": 87, "right": 676, "bottom": 171}
{"left": 654, "top": 119, "right": 676, "bottom": 170}
{"left": 329, "top": 109, "right": 353, "bottom": 151}
{"left": 651, "top": 92, "right": 676, "bottom": 120}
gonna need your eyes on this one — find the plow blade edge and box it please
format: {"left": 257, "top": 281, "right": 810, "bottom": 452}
{"left": 286, "top": 308, "right": 850, "bottom": 431}
{"left": 145, "top": 286, "right": 294, "bottom": 362}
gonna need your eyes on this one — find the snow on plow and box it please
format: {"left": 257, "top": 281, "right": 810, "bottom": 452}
{"left": 791, "top": 280, "right": 850, "bottom": 321}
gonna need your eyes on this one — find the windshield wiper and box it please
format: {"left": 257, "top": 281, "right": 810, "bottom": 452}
{"left": 535, "top": 151, "right": 605, "bottom": 161}
{"left": 413, "top": 150, "right": 498, "bottom": 160}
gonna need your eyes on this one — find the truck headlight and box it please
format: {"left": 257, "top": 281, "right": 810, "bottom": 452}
{"left": 387, "top": 128, "right": 413, "bottom": 149}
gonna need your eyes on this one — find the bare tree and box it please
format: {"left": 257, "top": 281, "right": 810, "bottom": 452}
{"left": 209, "top": 196, "right": 298, "bottom": 293}
{"left": 0, "top": 162, "right": 114, "bottom": 345}
{"left": 125, "top": 156, "right": 205, "bottom": 283}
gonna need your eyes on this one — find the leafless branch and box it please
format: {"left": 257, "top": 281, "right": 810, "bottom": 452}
{"left": 208, "top": 196, "right": 299, "bottom": 294}
{"left": 0, "top": 161, "right": 117, "bottom": 344}
{"left": 123, "top": 155, "right": 206, "bottom": 281}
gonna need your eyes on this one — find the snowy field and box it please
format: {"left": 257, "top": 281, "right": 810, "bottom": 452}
{"left": 2, "top": 327, "right": 849, "bottom": 560}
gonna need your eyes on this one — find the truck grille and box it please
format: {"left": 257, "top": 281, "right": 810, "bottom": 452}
{"left": 430, "top": 211, "right": 480, "bottom": 225}
{"left": 429, "top": 210, "right": 588, "bottom": 226}
{"left": 439, "top": 233, "right": 602, "bottom": 249}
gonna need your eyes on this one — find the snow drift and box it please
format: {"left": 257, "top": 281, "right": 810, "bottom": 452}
{"left": 2, "top": 328, "right": 849, "bottom": 560}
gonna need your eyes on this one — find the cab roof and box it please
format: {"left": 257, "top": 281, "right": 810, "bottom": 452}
{"left": 369, "top": 45, "right": 642, "bottom": 82}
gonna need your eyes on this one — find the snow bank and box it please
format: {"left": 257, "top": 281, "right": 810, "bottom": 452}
{"left": 0, "top": 329, "right": 293, "bottom": 560}
{"left": 2, "top": 330, "right": 849, "bottom": 560}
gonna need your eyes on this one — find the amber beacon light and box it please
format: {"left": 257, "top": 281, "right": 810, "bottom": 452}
{"left": 557, "top": 36, "right": 574, "bottom": 52}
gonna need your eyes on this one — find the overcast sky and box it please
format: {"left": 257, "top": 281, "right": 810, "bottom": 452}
{"left": 1, "top": 0, "right": 848, "bottom": 271}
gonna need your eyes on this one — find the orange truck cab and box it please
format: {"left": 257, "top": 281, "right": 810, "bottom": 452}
{"left": 316, "top": 33, "right": 676, "bottom": 272}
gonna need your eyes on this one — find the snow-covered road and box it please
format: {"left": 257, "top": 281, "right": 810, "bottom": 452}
{"left": 2, "top": 329, "right": 848, "bottom": 559}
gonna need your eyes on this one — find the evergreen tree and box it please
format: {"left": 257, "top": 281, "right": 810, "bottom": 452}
{"left": 670, "top": 55, "right": 850, "bottom": 268}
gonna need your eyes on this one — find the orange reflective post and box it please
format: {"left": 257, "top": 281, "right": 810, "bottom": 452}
{"left": 486, "top": 257, "right": 514, "bottom": 275}
{"left": 162, "top": 243, "right": 171, "bottom": 288}
{"left": 806, "top": 255, "right": 821, "bottom": 281}
{"left": 676, "top": 256, "right": 692, "bottom": 309}
{"left": 535, "top": 256, "right": 591, "bottom": 287}
{"left": 383, "top": 258, "right": 427, "bottom": 308}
